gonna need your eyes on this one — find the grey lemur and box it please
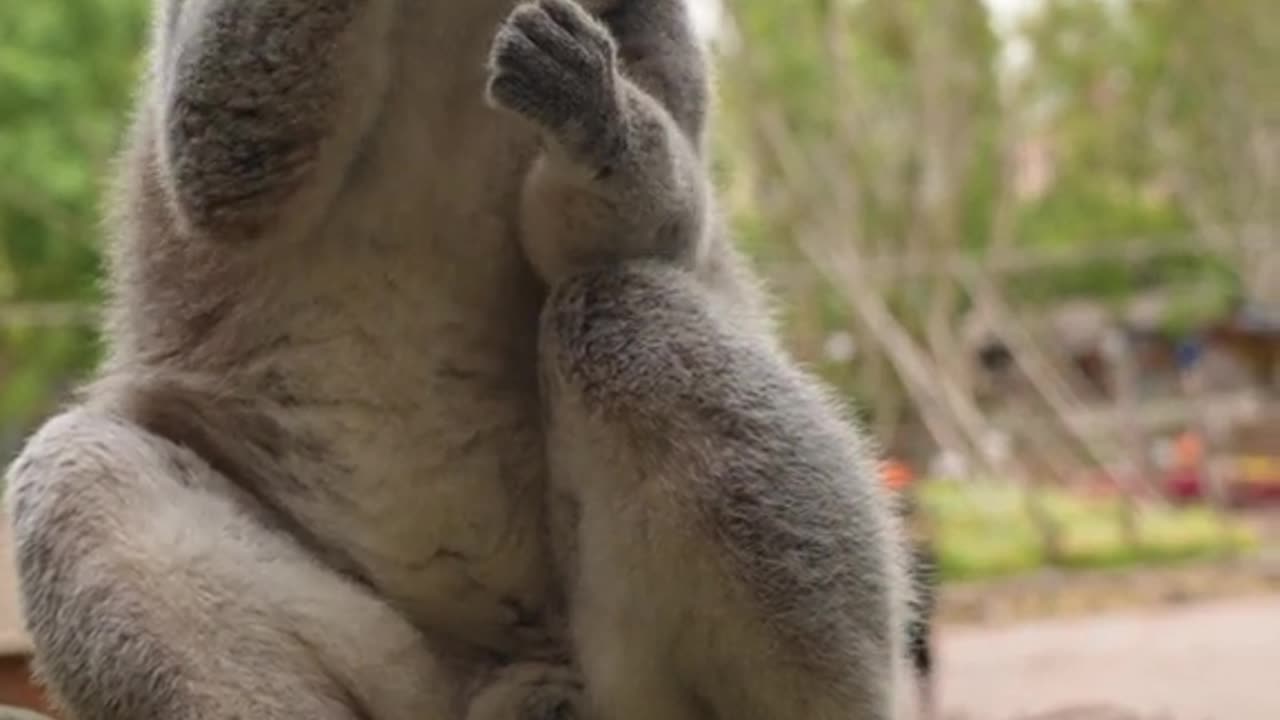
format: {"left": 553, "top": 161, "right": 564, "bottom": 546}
{"left": 3, "top": 0, "right": 912, "bottom": 718}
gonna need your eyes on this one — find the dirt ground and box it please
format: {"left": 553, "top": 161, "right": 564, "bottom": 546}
{"left": 936, "top": 593, "right": 1280, "bottom": 720}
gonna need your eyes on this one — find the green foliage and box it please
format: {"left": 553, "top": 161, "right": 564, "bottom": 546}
{"left": 716, "top": 0, "right": 1264, "bottom": 386}
{"left": 1005, "top": 0, "right": 1272, "bottom": 329}
{"left": 0, "top": 0, "right": 148, "bottom": 437}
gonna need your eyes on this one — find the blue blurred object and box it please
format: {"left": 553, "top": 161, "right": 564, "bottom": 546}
{"left": 1174, "top": 336, "right": 1204, "bottom": 371}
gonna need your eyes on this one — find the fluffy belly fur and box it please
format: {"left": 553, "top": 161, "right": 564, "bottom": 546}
{"left": 107, "top": 0, "right": 563, "bottom": 655}
{"left": 239, "top": 124, "right": 558, "bottom": 656}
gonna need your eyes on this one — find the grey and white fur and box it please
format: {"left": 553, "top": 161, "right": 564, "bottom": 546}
{"left": 2, "top": 0, "right": 913, "bottom": 718}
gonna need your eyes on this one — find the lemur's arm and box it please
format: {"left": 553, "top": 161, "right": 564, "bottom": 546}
{"left": 154, "top": 0, "right": 396, "bottom": 242}
{"left": 486, "top": 0, "right": 712, "bottom": 283}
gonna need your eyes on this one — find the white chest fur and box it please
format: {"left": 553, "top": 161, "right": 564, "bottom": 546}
{"left": 247, "top": 0, "right": 561, "bottom": 654}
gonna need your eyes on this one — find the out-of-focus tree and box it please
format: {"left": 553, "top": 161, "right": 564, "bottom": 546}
{"left": 1015, "top": 0, "right": 1188, "bottom": 249}
{"left": 1137, "top": 0, "right": 1280, "bottom": 308}
{"left": 715, "top": 0, "right": 1274, "bottom": 443}
{"left": 717, "top": 0, "right": 1010, "bottom": 465}
{"left": 1009, "top": 0, "right": 1243, "bottom": 320}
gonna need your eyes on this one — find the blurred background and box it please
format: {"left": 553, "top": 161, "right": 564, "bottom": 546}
{"left": 1, "top": 0, "right": 1278, "bottom": 718}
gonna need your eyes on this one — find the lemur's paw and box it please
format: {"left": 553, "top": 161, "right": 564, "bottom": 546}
{"left": 486, "top": 0, "right": 623, "bottom": 166}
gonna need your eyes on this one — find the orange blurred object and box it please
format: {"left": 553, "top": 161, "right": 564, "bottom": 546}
{"left": 1174, "top": 431, "right": 1204, "bottom": 469}
{"left": 881, "top": 458, "right": 915, "bottom": 491}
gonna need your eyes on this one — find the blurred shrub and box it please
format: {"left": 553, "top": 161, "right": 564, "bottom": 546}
{"left": 918, "top": 479, "right": 1258, "bottom": 582}
{"left": 0, "top": 0, "right": 148, "bottom": 446}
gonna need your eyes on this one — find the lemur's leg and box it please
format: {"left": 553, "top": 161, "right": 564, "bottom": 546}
{"left": 5, "top": 406, "right": 584, "bottom": 720}
{"left": 539, "top": 264, "right": 913, "bottom": 720}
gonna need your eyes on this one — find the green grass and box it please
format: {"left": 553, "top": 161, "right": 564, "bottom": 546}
{"left": 917, "top": 479, "right": 1259, "bottom": 582}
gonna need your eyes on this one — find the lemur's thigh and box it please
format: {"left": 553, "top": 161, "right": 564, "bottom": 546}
{"left": 539, "top": 264, "right": 908, "bottom": 720}
{"left": 4, "top": 407, "right": 460, "bottom": 720}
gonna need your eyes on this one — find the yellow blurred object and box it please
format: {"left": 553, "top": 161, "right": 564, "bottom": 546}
{"left": 1237, "top": 455, "right": 1280, "bottom": 485}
